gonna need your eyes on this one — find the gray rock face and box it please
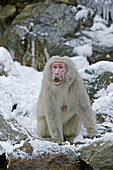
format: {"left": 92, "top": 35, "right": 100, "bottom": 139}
{"left": 0, "top": 114, "right": 27, "bottom": 142}
{"left": 80, "top": 140, "right": 113, "bottom": 170}
{"left": 91, "top": 145, "right": 113, "bottom": 170}
{"left": 0, "top": 2, "right": 78, "bottom": 70}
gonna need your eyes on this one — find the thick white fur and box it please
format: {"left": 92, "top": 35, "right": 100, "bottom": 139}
{"left": 37, "top": 56, "right": 98, "bottom": 141}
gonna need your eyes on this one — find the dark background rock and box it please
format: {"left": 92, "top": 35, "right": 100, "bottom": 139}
{"left": 89, "top": 46, "right": 113, "bottom": 64}
{"left": 0, "top": 2, "right": 79, "bottom": 70}
{"left": 0, "top": 153, "right": 7, "bottom": 169}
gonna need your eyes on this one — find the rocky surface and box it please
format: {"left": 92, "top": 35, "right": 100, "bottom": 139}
{"left": 80, "top": 138, "right": 113, "bottom": 170}
{"left": 8, "top": 140, "right": 83, "bottom": 169}
{"left": 0, "top": 2, "right": 78, "bottom": 70}
{"left": 0, "top": 114, "right": 27, "bottom": 142}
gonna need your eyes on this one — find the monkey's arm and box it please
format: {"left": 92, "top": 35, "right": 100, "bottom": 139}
{"left": 44, "top": 92, "right": 64, "bottom": 141}
{"left": 76, "top": 77, "right": 98, "bottom": 138}
{"left": 80, "top": 106, "right": 98, "bottom": 138}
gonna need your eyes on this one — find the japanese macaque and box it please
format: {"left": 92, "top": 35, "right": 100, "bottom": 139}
{"left": 37, "top": 56, "right": 98, "bottom": 141}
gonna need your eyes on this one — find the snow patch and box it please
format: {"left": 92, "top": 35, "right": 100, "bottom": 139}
{"left": 73, "top": 44, "right": 92, "bottom": 57}
{"left": 87, "top": 61, "right": 113, "bottom": 74}
{"left": 75, "top": 9, "right": 89, "bottom": 21}
{"left": 0, "top": 47, "right": 20, "bottom": 77}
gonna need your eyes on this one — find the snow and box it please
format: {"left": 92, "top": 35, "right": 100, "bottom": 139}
{"left": 73, "top": 44, "right": 93, "bottom": 57}
{"left": 94, "top": 0, "right": 113, "bottom": 22}
{"left": 0, "top": 47, "right": 19, "bottom": 77}
{"left": 93, "top": 15, "right": 108, "bottom": 25}
{"left": 83, "top": 17, "right": 113, "bottom": 48}
{"left": 75, "top": 132, "right": 113, "bottom": 151}
{"left": 93, "top": 88, "right": 113, "bottom": 116}
{"left": 74, "top": 5, "right": 94, "bottom": 22}
{"left": 0, "top": 47, "right": 113, "bottom": 159}
{"left": 17, "top": 25, "right": 29, "bottom": 33}
{"left": 65, "top": 8, "right": 113, "bottom": 57}
{"left": 86, "top": 60, "right": 113, "bottom": 74}
{"left": 30, "top": 139, "right": 77, "bottom": 157}
{"left": 75, "top": 8, "right": 89, "bottom": 21}
{"left": 64, "top": 36, "right": 92, "bottom": 57}
{"left": 71, "top": 56, "right": 89, "bottom": 71}
{"left": 0, "top": 140, "right": 25, "bottom": 154}
{"left": 91, "top": 22, "right": 107, "bottom": 31}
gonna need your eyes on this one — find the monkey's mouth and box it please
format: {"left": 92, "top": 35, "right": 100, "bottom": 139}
{"left": 53, "top": 77, "right": 62, "bottom": 86}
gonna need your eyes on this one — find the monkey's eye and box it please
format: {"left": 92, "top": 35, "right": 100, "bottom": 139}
{"left": 53, "top": 65, "right": 57, "bottom": 69}
{"left": 59, "top": 66, "right": 63, "bottom": 69}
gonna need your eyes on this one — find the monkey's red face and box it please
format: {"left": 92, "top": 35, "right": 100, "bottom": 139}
{"left": 52, "top": 63, "right": 65, "bottom": 86}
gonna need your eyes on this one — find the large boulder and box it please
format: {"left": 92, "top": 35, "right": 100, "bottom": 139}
{"left": 80, "top": 136, "right": 113, "bottom": 170}
{"left": 0, "top": 2, "right": 79, "bottom": 70}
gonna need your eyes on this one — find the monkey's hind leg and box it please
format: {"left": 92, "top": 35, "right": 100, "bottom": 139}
{"left": 63, "top": 114, "right": 81, "bottom": 142}
{"left": 37, "top": 116, "right": 50, "bottom": 138}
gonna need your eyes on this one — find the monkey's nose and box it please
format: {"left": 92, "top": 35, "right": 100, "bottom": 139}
{"left": 55, "top": 72, "right": 59, "bottom": 75}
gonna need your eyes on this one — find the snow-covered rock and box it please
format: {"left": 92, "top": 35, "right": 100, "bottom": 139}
{"left": 0, "top": 47, "right": 113, "bottom": 169}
